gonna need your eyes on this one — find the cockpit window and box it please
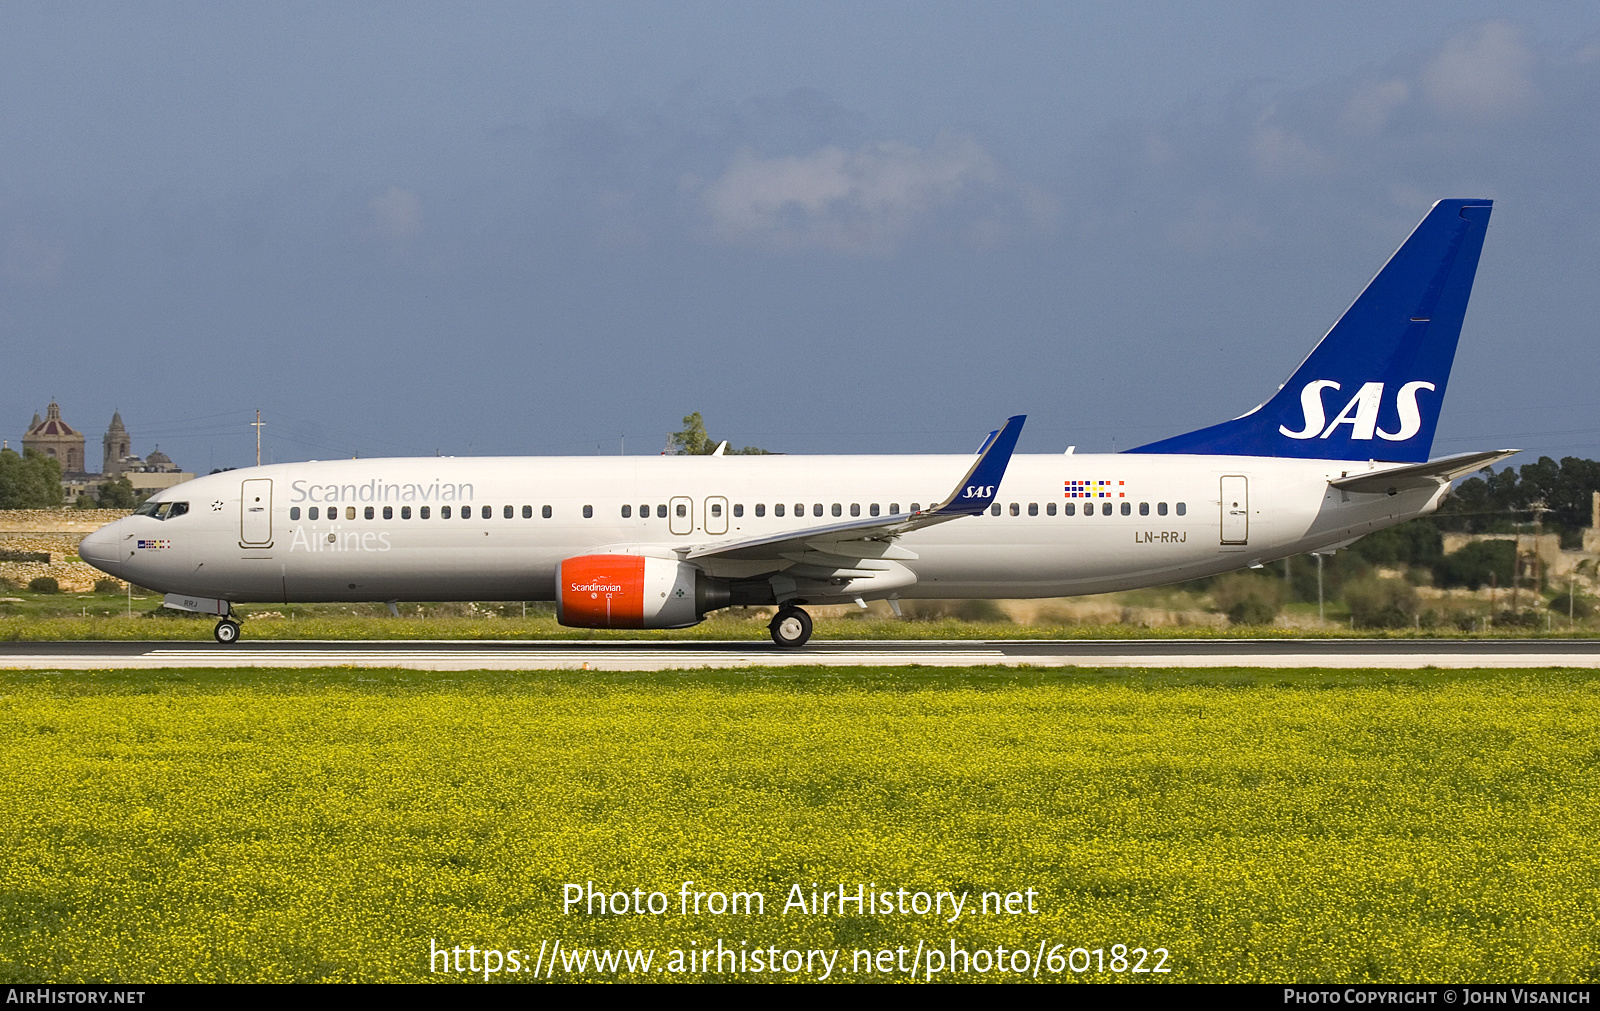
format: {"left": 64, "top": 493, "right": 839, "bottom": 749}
{"left": 132, "top": 501, "right": 189, "bottom": 520}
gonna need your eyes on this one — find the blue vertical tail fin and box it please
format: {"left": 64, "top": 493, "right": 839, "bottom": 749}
{"left": 1127, "top": 199, "right": 1492, "bottom": 463}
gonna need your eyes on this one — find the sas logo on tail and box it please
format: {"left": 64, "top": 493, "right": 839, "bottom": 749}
{"left": 1279, "top": 381, "right": 1436, "bottom": 442}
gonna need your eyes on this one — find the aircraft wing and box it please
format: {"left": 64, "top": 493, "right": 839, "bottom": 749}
{"left": 1328, "top": 449, "right": 1519, "bottom": 494}
{"left": 683, "top": 415, "right": 1025, "bottom": 567}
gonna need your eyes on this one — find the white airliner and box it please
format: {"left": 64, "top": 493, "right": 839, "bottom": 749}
{"left": 80, "top": 199, "right": 1513, "bottom": 647}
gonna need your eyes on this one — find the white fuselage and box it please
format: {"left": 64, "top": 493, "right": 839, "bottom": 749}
{"left": 78, "top": 452, "right": 1444, "bottom": 607}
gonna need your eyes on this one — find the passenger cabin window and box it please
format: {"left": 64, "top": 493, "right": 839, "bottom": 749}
{"left": 543, "top": 505, "right": 554, "bottom": 519}
{"left": 290, "top": 507, "right": 301, "bottom": 520}
{"left": 504, "top": 505, "right": 514, "bottom": 519}
{"left": 910, "top": 503, "right": 920, "bottom": 513}
{"left": 656, "top": 504, "right": 666, "bottom": 518}
{"left": 481, "top": 505, "right": 491, "bottom": 519}
{"left": 889, "top": 503, "right": 900, "bottom": 514}
{"left": 676, "top": 503, "right": 687, "bottom": 518}
{"left": 442, "top": 506, "right": 452, "bottom": 519}
{"left": 1139, "top": 502, "right": 1149, "bottom": 516}
{"left": 1064, "top": 503, "right": 1075, "bottom": 516}
{"left": 870, "top": 503, "right": 880, "bottom": 516}
{"left": 774, "top": 504, "right": 784, "bottom": 517}
{"left": 421, "top": 506, "right": 431, "bottom": 519}
{"left": 1047, "top": 503, "right": 1057, "bottom": 516}
{"left": 1010, "top": 503, "right": 1020, "bottom": 516}
{"left": 850, "top": 503, "right": 860, "bottom": 517}
{"left": 795, "top": 503, "right": 804, "bottom": 517}
{"left": 812, "top": 503, "right": 822, "bottom": 517}
{"left": 991, "top": 504, "right": 1001, "bottom": 516}
{"left": 1176, "top": 502, "right": 1187, "bottom": 516}
{"left": 1120, "top": 502, "right": 1131, "bottom": 516}
{"left": 346, "top": 506, "right": 356, "bottom": 520}
{"left": 711, "top": 503, "right": 722, "bottom": 518}
{"left": 1102, "top": 502, "right": 1113, "bottom": 515}
{"left": 308, "top": 506, "right": 319, "bottom": 520}
{"left": 832, "top": 503, "right": 842, "bottom": 517}
{"left": 583, "top": 505, "right": 593, "bottom": 518}
{"left": 1157, "top": 502, "right": 1168, "bottom": 516}
{"left": 1028, "top": 503, "right": 1038, "bottom": 516}
{"left": 733, "top": 504, "right": 743, "bottom": 518}
{"left": 523, "top": 505, "right": 533, "bottom": 519}
{"left": 756, "top": 504, "right": 766, "bottom": 517}
{"left": 402, "top": 506, "right": 411, "bottom": 519}
{"left": 462, "top": 507, "right": 471, "bottom": 520}
{"left": 383, "top": 506, "right": 393, "bottom": 519}
{"left": 622, "top": 505, "right": 632, "bottom": 518}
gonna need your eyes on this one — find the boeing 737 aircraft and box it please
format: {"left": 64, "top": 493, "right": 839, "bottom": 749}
{"left": 80, "top": 199, "right": 1513, "bottom": 647}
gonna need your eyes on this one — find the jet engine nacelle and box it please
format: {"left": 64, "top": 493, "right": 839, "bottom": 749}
{"left": 556, "top": 554, "right": 729, "bottom": 629}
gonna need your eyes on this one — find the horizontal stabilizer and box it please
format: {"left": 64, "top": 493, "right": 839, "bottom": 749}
{"left": 1329, "top": 449, "right": 1518, "bottom": 494}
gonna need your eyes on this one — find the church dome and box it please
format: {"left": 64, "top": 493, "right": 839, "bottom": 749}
{"left": 29, "top": 402, "right": 80, "bottom": 437}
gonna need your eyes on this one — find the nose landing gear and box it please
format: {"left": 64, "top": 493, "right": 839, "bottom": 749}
{"left": 768, "top": 606, "right": 813, "bottom": 648}
{"left": 214, "top": 619, "right": 241, "bottom": 645}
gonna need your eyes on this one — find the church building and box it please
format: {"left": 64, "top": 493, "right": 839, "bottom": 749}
{"left": 20, "top": 404, "right": 192, "bottom": 500}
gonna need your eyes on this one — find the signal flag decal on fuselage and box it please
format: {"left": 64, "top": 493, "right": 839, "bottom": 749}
{"left": 1065, "top": 479, "right": 1125, "bottom": 499}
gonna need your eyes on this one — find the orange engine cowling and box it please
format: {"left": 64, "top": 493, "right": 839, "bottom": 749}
{"left": 556, "top": 554, "right": 723, "bottom": 629}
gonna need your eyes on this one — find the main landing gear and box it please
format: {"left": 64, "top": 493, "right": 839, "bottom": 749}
{"left": 214, "top": 618, "right": 241, "bottom": 645}
{"left": 768, "top": 606, "right": 813, "bottom": 648}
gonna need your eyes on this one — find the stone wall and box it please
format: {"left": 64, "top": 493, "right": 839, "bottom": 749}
{"left": 0, "top": 508, "right": 131, "bottom": 533}
{"left": 0, "top": 509, "right": 130, "bottom": 591}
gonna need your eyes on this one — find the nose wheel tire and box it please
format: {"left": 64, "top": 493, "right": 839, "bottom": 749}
{"left": 214, "top": 619, "right": 241, "bottom": 645}
{"left": 769, "top": 607, "right": 812, "bottom": 648}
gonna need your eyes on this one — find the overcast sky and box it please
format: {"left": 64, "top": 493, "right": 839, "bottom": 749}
{"left": 4, "top": 3, "right": 1599, "bottom": 472}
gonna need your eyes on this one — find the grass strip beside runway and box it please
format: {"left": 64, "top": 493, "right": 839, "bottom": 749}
{"left": 2, "top": 666, "right": 1597, "bottom": 983}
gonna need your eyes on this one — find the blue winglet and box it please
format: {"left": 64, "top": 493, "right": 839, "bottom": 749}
{"left": 931, "top": 415, "right": 1026, "bottom": 516}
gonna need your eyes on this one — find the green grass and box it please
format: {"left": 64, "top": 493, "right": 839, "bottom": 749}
{"left": 2, "top": 666, "right": 1597, "bottom": 982}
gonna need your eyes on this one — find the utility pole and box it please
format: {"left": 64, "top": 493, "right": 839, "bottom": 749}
{"left": 1531, "top": 500, "right": 1548, "bottom": 608}
{"left": 1315, "top": 553, "right": 1325, "bottom": 624}
{"left": 252, "top": 409, "right": 265, "bottom": 467}
{"left": 1510, "top": 526, "right": 1519, "bottom": 615}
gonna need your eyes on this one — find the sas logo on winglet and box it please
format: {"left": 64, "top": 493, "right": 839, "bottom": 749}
{"left": 961, "top": 485, "right": 996, "bottom": 499}
{"left": 1279, "top": 381, "right": 1436, "bottom": 442}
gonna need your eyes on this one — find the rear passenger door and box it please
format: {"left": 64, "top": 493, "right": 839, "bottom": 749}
{"left": 1220, "top": 475, "right": 1248, "bottom": 545}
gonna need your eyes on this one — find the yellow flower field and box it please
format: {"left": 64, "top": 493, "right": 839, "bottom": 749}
{"left": 1, "top": 667, "right": 1596, "bottom": 982}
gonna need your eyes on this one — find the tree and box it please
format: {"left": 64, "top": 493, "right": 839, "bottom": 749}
{"left": 668, "top": 412, "right": 770, "bottom": 455}
{"left": 0, "top": 448, "right": 64, "bottom": 508}
{"left": 93, "top": 477, "right": 140, "bottom": 509}
{"left": 1344, "top": 576, "right": 1419, "bottom": 628}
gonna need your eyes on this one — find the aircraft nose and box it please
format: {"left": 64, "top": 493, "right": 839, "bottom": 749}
{"left": 78, "top": 524, "right": 120, "bottom": 570}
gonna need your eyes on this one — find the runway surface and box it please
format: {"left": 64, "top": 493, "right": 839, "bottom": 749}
{"left": 4, "top": 638, "right": 1600, "bottom": 670}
